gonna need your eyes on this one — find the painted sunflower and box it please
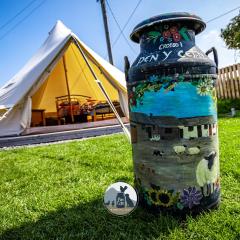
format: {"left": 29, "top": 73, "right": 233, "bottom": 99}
{"left": 148, "top": 189, "right": 176, "bottom": 207}
{"left": 204, "top": 76, "right": 214, "bottom": 87}
{"left": 196, "top": 81, "right": 210, "bottom": 96}
{"left": 148, "top": 189, "right": 159, "bottom": 205}
{"left": 156, "top": 190, "right": 174, "bottom": 207}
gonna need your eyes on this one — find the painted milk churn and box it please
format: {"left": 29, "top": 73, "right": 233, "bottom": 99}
{"left": 116, "top": 186, "right": 127, "bottom": 208}
{"left": 125, "top": 12, "right": 220, "bottom": 215}
{"left": 116, "top": 192, "right": 125, "bottom": 208}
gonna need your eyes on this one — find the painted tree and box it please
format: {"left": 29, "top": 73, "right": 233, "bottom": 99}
{"left": 221, "top": 14, "right": 240, "bottom": 49}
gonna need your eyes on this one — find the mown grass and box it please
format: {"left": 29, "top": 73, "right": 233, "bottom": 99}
{"left": 0, "top": 116, "right": 240, "bottom": 240}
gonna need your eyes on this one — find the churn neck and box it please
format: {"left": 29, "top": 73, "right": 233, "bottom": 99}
{"left": 138, "top": 23, "right": 196, "bottom": 53}
{"left": 130, "top": 12, "right": 206, "bottom": 44}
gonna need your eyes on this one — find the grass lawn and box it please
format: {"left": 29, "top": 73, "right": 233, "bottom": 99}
{"left": 0, "top": 116, "right": 240, "bottom": 240}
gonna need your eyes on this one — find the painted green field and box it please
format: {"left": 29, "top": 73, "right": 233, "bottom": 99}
{"left": 0, "top": 116, "right": 240, "bottom": 240}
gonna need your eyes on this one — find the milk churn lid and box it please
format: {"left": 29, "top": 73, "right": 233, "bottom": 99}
{"left": 130, "top": 12, "right": 206, "bottom": 43}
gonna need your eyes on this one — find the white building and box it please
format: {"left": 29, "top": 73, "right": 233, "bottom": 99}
{"left": 179, "top": 124, "right": 217, "bottom": 139}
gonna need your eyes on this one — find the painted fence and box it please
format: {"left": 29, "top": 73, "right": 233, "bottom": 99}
{"left": 217, "top": 63, "right": 240, "bottom": 99}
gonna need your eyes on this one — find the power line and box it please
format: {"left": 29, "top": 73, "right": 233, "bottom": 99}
{"left": 105, "top": 0, "right": 136, "bottom": 54}
{"left": 0, "top": 0, "right": 38, "bottom": 30}
{"left": 111, "top": 0, "right": 142, "bottom": 48}
{"left": 0, "top": 0, "right": 47, "bottom": 41}
{"left": 207, "top": 6, "right": 240, "bottom": 23}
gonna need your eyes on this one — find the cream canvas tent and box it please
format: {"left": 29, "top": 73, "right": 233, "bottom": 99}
{"left": 0, "top": 20, "right": 129, "bottom": 137}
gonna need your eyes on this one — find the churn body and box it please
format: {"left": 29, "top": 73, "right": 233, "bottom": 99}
{"left": 126, "top": 13, "right": 220, "bottom": 214}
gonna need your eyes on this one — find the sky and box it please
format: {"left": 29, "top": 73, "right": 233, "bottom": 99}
{"left": 0, "top": 0, "right": 239, "bottom": 87}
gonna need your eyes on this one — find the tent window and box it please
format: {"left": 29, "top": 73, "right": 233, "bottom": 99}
{"left": 4, "top": 83, "right": 15, "bottom": 89}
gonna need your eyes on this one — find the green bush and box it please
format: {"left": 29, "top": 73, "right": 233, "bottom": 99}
{"left": 217, "top": 99, "right": 240, "bottom": 113}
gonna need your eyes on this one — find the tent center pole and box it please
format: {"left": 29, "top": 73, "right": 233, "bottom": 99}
{"left": 62, "top": 55, "right": 74, "bottom": 123}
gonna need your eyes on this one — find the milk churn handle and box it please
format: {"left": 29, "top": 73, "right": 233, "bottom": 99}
{"left": 205, "top": 47, "right": 219, "bottom": 69}
{"left": 124, "top": 56, "right": 130, "bottom": 82}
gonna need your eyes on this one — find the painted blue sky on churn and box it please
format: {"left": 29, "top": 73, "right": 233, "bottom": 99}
{"left": 0, "top": 0, "right": 239, "bottom": 87}
{"left": 131, "top": 83, "right": 217, "bottom": 119}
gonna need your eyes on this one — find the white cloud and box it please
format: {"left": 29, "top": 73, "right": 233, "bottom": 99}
{"left": 197, "top": 30, "right": 239, "bottom": 68}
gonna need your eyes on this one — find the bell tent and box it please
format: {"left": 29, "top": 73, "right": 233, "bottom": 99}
{"left": 0, "top": 21, "right": 129, "bottom": 137}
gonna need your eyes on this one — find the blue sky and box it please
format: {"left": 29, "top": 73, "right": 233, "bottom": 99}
{"left": 0, "top": 0, "right": 239, "bottom": 87}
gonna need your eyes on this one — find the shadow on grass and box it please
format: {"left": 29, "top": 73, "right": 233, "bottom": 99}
{"left": 0, "top": 198, "right": 181, "bottom": 240}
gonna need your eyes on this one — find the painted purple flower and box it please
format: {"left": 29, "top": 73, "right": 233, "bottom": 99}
{"left": 180, "top": 187, "right": 202, "bottom": 209}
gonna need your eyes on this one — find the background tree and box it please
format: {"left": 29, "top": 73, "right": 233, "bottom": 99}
{"left": 221, "top": 14, "right": 240, "bottom": 49}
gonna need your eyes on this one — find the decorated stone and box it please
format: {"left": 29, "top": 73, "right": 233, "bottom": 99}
{"left": 126, "top": 12, "right": 220, "bottom": 215}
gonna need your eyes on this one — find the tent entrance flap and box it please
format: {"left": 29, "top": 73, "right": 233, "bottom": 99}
{"left": 72, "top": 37, "right": 131, "bottom": 141}
{"left": 31, "top": 41, "right": 120, "bottom": 113}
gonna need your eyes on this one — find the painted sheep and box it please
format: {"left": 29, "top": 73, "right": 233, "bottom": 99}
{"left": 187, "top": 146, "right": 200, "bottom": 155}
{"left": 174, "top": 145, "right": 200, "bottom": 155}
{"left": 196, "top": 151, "right": 219, "bottom": 196}
{"left": 173, "top": 145, "right": 186, "bottom": 154}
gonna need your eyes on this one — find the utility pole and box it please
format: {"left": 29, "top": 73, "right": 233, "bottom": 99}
{"left": 99, "top": 0, "right": 114, "bottom": 65}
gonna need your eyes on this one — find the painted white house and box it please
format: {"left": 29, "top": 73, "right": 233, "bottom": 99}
{"left": 179, "top": 124, "right": 217, "bottom": 139}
